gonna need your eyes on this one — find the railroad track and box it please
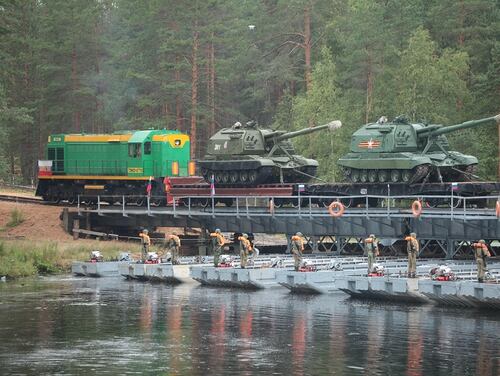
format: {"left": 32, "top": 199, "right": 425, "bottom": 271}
{"left": 0, "top": 194, "right": 46, "bottom": 205}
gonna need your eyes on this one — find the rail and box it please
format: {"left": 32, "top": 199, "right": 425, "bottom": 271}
{"left": 76, "top": 193, "right": 500, "bottom": 221}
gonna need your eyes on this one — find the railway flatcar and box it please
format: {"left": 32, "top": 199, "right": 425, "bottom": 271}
{"left": 36, "top": 129, "right": 194, "bottom": 204}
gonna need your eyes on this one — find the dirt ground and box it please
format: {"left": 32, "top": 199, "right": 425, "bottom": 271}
{"left": 0, "top": 201, "right": 71, "bottom": 241}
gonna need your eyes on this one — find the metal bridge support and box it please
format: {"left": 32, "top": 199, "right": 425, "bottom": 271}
{"left": 198, "top": 228, "right": 208, "bottom": 256}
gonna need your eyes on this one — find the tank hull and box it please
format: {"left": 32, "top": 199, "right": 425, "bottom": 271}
{"left": 338, "top": 152, "right": 478, "bottom": 183}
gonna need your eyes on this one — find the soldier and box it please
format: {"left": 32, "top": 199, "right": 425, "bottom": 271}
{"left": 472, "top": 239, "right": 491, "bottom": 283}
{"left": 237, "top": 233, "right": 251, "bottom": 268}
{"left": 291, "top": 232, "right": 305, "bottom": 272}
{"left": 166, "top": 232, "right": 181, "bottom": 265}
{"left": 364, "top": 234, "right": 379, "bottom": 275}
{"left": 405, "top": 232, "right": 419, "bottom": 278}
{"left": 138, "top": 229, "right": 151, "bottom": 261}
{"left": 210, "top": 229, "right": 226, "bottom": 267}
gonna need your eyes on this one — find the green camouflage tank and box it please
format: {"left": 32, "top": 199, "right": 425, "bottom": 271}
{"left": 338, "top": 114, "right": 500, "bottom": 184}
{"left": 198, "top": 120, "right": 342, "bottom": 186}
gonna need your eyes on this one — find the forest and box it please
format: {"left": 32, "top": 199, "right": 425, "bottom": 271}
{"left": 0, "top": 0, "right": 499, "bottom": 184}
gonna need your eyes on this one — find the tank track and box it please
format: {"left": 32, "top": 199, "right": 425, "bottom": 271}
{"left": 201, "top": 166, "right": 318, "bottom": 186}
{"left": 343, "top": 165, "right": 430, "bottom": 184}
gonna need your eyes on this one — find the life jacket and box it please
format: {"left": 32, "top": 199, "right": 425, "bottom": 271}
{"left": 238, "top": 237, "right": 251, "bottom": 251}
{"left": 405, "top": 236, "right": 419, "bottom": 252}
{"left": 210, "top": 233, "right": 225, "bottom": 246}
{"left": 139, "top": 233, "right": 151, "bottom": 245}
{"left": 291, "top": 235, "right": 304, "bottom": 251}
{"left": 168, "top": 235, "right": 180, "bottom": 247}
{"left": 473, "top": 243, "right": 490, "bottom": 259}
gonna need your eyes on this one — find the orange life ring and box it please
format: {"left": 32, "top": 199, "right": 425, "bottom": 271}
{"left": 411, "top": 200, "right": 422, "bottom": 217}
{"left": 328, "top": 201, "right": 345, "bottom": 217}
{"left": 496, "top": 200, "right": 500, "bottom": 218}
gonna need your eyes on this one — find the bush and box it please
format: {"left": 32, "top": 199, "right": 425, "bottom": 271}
{"left": 6, "top": 208, "right": 25, "bottom": 228}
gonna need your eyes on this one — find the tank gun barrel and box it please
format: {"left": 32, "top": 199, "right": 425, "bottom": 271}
{"left": 267, "top": 120, "right": 342, "bottom": 142}
{"left": 416, "top": 114, "right": 500, "bottom": 137}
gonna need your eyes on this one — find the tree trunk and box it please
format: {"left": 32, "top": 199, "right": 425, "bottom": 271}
{"left": 209, "top": 35, "right": 216, "bottom": 136}
{"left": 190, "top": 23, "right": 199, "bottom": 159}
{"left": 175, "top": 55, "right": 183, "bottom": 131}
{"left": 72, "top": 46, "right": 81, "bottom": 132}
{"left": 365, "top": 48, "right": 374, "bottom": 123}
{"left": 304, "top": 3, "right": 312, "bottom": 92}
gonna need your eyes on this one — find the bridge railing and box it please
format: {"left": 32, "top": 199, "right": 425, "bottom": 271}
{"left": 76, "top": 193, "right": 500, "bottom": 220}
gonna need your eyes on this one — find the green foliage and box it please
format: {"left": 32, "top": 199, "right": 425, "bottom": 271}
{"left": 0, "top": 0, "right": 499, "bottom": 181}
{"left": 0, "top": 240, "right": 124, "bottom": 279}
{"left": 6, "top": 208, "right": 25, "bottom": 228}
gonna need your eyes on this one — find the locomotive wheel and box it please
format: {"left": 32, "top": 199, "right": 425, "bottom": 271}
{"left": 248, "top": 170, "right": 258, "bottom": 184}
{"left": 229, "top": 171, "right": 239, "bottom": 184}
{"left": 390, "top": 170, "right": 400, "bottom": 182}
{"left": 368, "top": 170, "right": 377, "bottom": 183}
{"left": 378, "top": 170, "right": 388, "bottom": 183}
{"left": 215, "top": 171, "right": 224, "bottom": 184}
{"left": 351, "top": 170, "right": 360, "bottom": 183}
{"left": 201, "top": 168, "right": 209, "bottom": 179}
{"left": 401, "top": 170, "right": 412, "bottom": 183}
{"left": 360, "top": 169, "right": 368, "bottom": 183}
{"left": 239, "top": 171, "right": 248, "bottom": 183}
{"left": 222, "top": 172, "right": 230, "bottom": 184}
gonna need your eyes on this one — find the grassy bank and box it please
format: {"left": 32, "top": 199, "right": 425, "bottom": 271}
{"left": 0, "top": 240, "right": 128, "bottom": 279}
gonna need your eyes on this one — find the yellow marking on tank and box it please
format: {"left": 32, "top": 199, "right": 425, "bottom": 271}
{"left": 38, "top": 175, "right": 151, "bottom": 181}
{"left": 64, "top": 134, "right": 132, "bottom": 142}
{"left": 84, "top": 185, "right": 105, "bottom": 190}
{"left": 152, "top": 134, "right": 189, "bottom": 148}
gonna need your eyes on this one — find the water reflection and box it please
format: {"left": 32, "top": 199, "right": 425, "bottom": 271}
{"left": 0, "top": 278, "right": 498, "bottom": 375}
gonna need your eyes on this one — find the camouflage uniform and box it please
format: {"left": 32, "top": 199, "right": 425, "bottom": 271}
{"left": 473, "top": 240, "right": 490, "bottom": 282}
{"left": 139, "top": 230, "right": 151, "bottom": 261}
{"left": 167, "top": 234, "right": 181, "bottom": 264}
{"left": 291, "top": 233, "right": 305, "bottom": 271}
{"left": 238, "top": 234, "right": 251, "bottom": 268}
{"left": 406, "top": 233, "right": 419, "bottom": 278}
{"left": 365, "top": 234, "right": 378, "bottom": 274}
{"left": 210, "top": 229, "right": 225, "bottom": 267}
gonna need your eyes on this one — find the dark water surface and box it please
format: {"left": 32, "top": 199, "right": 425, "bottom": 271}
{"left": 0, "top": 276, "right": 499, "bottom": 376}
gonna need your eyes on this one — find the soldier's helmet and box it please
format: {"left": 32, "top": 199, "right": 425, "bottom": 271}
{"left": 479, "top": 239, "right": 486, "bottom": 243}
{"left": 369, "top": 234, "right": 375, "bottom": 238}
{"left": 215, "top": 228, "right": 221, "bottom": 233}
{"left": 296, "top": 232, "right": 303, "bottom": 237}
{"left": 410, "top": 232, "right": 416, "bottom": 238}
{"left": 243, "top": 233, "right": 248, "bottom": 238}
{"left": 143, "top": 229, "right": 149, "bottom": 234}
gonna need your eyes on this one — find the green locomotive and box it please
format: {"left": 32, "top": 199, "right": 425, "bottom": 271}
{"left": 36, "top": 129, "right": 192, "bottom": 203}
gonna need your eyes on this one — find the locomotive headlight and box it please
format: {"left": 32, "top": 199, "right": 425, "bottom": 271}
{"left": 174, "top": 139, "right": 181, "bottom": 146}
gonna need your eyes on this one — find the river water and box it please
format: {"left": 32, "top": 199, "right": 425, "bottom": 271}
{"left": 0, "top": 276, "right": 498, "bottom": 375}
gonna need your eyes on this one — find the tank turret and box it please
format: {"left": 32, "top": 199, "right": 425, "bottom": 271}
{"left": 338, "top": 114, "right": 499, "bottom": 184}
{"left": 198, "top": 120, "right": 342, "bottom": 186}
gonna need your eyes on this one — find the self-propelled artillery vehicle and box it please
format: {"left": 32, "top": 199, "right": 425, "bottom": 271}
{"left": 338, "top": 114, "right": 500, "bottom": 184}
{"left": 198, "top": 120, "right": 342, "bottom": 186}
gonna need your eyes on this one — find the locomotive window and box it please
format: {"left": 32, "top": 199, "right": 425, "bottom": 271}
{"left": 128, "top": 143, "right": 141, "bottom": 158}
{"left": 144, "top": 141, "right": 151, "bottom": 155}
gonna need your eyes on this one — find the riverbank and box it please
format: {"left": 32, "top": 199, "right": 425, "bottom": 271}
{"left": 0, "top": 240, "right": 133, "bottom": 279}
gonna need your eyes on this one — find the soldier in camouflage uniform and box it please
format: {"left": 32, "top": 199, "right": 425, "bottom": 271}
{"left": 210, "top": 229, "right": 225, "bottom": 267}
{"left": 291, "top": 232, "right": 305, "bottom": 271}
{"left": 473, "top": 239, "right": 491, "bottom": 283}
{"left": 166, "top": 233, "right": 181, "bottom": 264}
{"left": 364, "top": 234, "right": 379, "bottom": 275}
{"left": 405, "top": 232, "right": 419, "bottom": 278}
{"left": 238, "top": 233, "right": 251, "bottom": 268}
